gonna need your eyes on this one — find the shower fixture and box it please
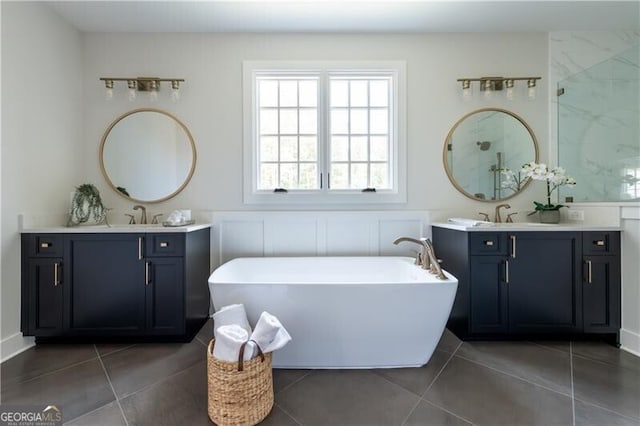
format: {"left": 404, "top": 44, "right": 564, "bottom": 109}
{"left": 476, "top": 141, "right": 491, "bottom": 151}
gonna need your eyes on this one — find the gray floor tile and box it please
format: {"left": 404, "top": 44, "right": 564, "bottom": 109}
{"left": 260, "top": 405, "right": 301, "bottom": 426}
{"left": 573, "top": 341, "right": 640, "bottom": 373}
{"left": 277, "top": 369, "right": 420, "bottom": 425}
{"left": 95, "top": 343, "right": 137, "bottom": 358}
{"left": 530, "top": 340, "right": 571, "bottom": 354}
{"left": 436, "top": 329, "right": 462, "bottom": 354}
{"left": 273, "top": 369, "right": 310, "bottom": 394}
{"left": 101, "top": 339, "right": 205, "bottom": 398}
{"left": 373, "top": 349, "right": 451, "bottom": 396}
{"left": 120, "top": 361, "right": 209, "bottom": 426}
{"left": 574, "top": 399, "right": 640, "bottom": 426}
{"left": 424, "top": 356, "right": 573, "bottom": 425}
{"left": 573, "top": 355, "right": 640, "bottom": 420}
{"left": 456, "top": 340, "right": 572, "bottom": 394}
{"left": 64, "top": 401, "right": 127, "bottom": 426}
{"left": 404, "top": 400, "right": 473, "bottom": 426}
{"left": 195, "top": 318, "right": 213, "bottom": 346}
{"left": 1, "top": 359, "right": 115, "bottom": 422}
{"left": 1, "top": 344, "right": 97, "bottom": 389}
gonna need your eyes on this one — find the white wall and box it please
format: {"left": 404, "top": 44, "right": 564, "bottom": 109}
{"left": 81, "top": 32, "right": 549, "bottom": 219}
{"left": 0, "top": 2, "right": 84, "bottom": 360}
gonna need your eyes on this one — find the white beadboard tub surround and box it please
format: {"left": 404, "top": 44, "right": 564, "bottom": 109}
{"left": 208, "top": 211, "right": 431, "bottom": 268}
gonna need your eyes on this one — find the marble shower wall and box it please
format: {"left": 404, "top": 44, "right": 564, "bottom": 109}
{"left": 550, "top": 31, "right": 640, "bottom": 202}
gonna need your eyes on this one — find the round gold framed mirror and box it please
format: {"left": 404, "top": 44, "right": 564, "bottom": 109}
{"left": 100, "top": 108, "right": 196, "bottom": 203}
{"left": 443, "top": 108, "right": 539, "bottom": 202}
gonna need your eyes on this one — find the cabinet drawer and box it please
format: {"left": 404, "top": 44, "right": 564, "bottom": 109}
{"left": 146, "top": 234, "right": 185, "bottom": 257}
{"left": 583, "top": 232, "right": 619, "bottom": 256}
{"left": 27, "top": 234, "right": 64, "bottom": 257}
{"left": 470, "top": 233, "right": 508, "bottom": 255}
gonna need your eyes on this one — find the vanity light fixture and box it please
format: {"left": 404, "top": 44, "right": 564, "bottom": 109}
{"left": 457, "top": 76, "right": 541, "bottom": 101}
{"left": 99, "top": 77, "right": 185, "bottom": 101}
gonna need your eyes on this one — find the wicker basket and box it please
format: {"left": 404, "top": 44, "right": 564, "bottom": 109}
{"left": 207, "top": 339, "right": 274, "bottom": 426}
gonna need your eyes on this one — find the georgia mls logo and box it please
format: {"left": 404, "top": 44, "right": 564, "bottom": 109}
{"left": 0, "top": 404, "right": 62, "bottom": 426}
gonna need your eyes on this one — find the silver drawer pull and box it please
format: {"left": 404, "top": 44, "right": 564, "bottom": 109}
{"left": 54, "top": 262, "right": 61, "bottom": 286}
{"left": 41, "top": 242, "right": 51, "bottom": 248}
{"left": 484, "top": 241, "right": 494, "bottom": 246}
{"left": 160, "top": 242, "right": 169, "bottom": 248}
{"left": 594, "top": 240, "right": 605, "bottom": 246}
{"left": 586, "top": 260, "right": 592, "bottom": 284}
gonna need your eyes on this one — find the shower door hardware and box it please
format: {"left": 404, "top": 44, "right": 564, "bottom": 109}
{"left": 510, "top": 235, "right": 517, "bottom": 258}
{"left": 557, "top": 87, "right": 565, "bottom": 96}
{"left": 585, "top": 260, "right": 592, "bottom": 284}
{"left": 54, "top": 262, "right": 61, "bottom": 286}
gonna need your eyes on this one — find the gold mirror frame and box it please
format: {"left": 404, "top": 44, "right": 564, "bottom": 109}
{"left": 100, "top": 108, "right": 197, "bottom": 204}
{"left": 443, "top": 108, "right": 539, "bottom": 203}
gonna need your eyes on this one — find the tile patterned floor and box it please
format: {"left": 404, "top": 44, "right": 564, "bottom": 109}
{"left": 1, "top": 320, "right": 639, "bottom": 426}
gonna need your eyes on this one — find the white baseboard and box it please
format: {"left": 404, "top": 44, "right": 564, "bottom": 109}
{"left": 0, "top": 332, "right": 35, "bottom": 363}
{"left": 620, "top": 328, "right": 640, "bottom": 357}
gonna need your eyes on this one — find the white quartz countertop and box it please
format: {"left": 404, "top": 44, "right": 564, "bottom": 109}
{"left": 20, "top": 223, "right": 212, "bottom": 234}
{"left": 432, "top": 222, "right": 621, "bottom": 232}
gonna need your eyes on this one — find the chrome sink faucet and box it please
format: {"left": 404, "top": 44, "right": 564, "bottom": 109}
{"left": 133, "top": 205, "right": 147, "bottom": 224}
{"left": 494, "top": 203, "right": 511, "bottom": 223}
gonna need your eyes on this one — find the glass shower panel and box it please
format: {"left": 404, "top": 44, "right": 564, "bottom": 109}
{"left": 558, "top": 45, "right": 640, "bottom": 201}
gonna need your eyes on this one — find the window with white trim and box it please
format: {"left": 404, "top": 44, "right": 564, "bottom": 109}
{"left": 243, "top": 61, "right": 406, "bottom": 204}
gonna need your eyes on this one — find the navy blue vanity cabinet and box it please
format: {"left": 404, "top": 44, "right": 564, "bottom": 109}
{"left": 506, "top": 232, "right": 582, "bottom": 334}
{"left": 65, "top": 234, "right": 146, "bottom": 335}
{"left": 21, "top": 234, "right": 65, "bottom": 336}
{"left": 21, "top": 227, "right": 211, "bottom": 342}
{"left": 144, "top": 234, "right": 185, "bottom": 335}
{"left": 582, "top": 232, "right": 621, "bottom": 333}
{"left": 432, "top": 226, "right": 620, "bottom": 344}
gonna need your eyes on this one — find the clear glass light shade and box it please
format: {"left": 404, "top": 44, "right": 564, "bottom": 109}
{"left": 171, "top": 88, "right": 180, "bottom": 102}
{"left": 505, "top": 80, "right": 515, "bottom": 100}
{"left": 149, "top": 91, "right": 158, "bottom": 102}
{"left": 528, "top": 87, "right": 536, "bottom": 100}
{"left": 105, "top": 87, "right": 114, "bottom": 101}
{"left": 128, "top": 88, "right": 136, "bottom": 101}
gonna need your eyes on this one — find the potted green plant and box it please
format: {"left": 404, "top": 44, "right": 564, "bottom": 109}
{"left": 68, "top": 184, "right": 108, "bottom": 226}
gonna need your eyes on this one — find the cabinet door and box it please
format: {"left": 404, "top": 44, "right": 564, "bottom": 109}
{"left": 470, "top": 256, "right": 508, "bottom": 334}
{"left": 26, "top": 258, "right": 64, "bottom": 335}
{"left": 508, "top": 232, "right": 582, "bottom": 333}
{"left": 583, "top": 255, "right": 621, "bottom": 333}
{"left": 146, "top": 258, "right": 184, "bottom": 335}
{"left": 66, "top": 235, "right": 146, "bottom": 335}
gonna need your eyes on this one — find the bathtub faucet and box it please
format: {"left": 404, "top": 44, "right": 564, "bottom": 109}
{"left": 393, "top": 237, "right": 447, "bottom": 280}
{"left": 393, "top": 237, "right": 431, "bottom": 270}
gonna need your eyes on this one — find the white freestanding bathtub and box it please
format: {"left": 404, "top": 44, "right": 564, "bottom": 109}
{"left": 208, "top": 256, "right": 458, "bottom": 369}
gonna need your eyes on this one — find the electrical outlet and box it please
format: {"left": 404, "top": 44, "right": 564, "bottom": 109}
{"left": 568, "top": 210, "right": 584, "bottom": 221}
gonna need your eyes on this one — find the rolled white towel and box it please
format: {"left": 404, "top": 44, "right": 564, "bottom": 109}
{"left": 249, "top": 311, "right": 292, "bottom": 355}
{"left": 213, "top": 324, "right": 249, "bottom": 362}
{"left": 213, "top": 304, "right": 252, "bottom": 334}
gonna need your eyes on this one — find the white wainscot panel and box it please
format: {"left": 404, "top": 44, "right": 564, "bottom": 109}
{"left": 379, "top": 220, "right": 425, "bottom": 256}
{"left": 265, "top": 219, "right": 318, "bottom": 256}
{"left": 217, "top": 220, "right": 264, "bottom": 264}
{"left": 211, "top": 211, "right": 431, "bottom": 267}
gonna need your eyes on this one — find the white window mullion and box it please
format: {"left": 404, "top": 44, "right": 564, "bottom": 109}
{"left": 319, "top": 71, "right": 329, "bottom": 192}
